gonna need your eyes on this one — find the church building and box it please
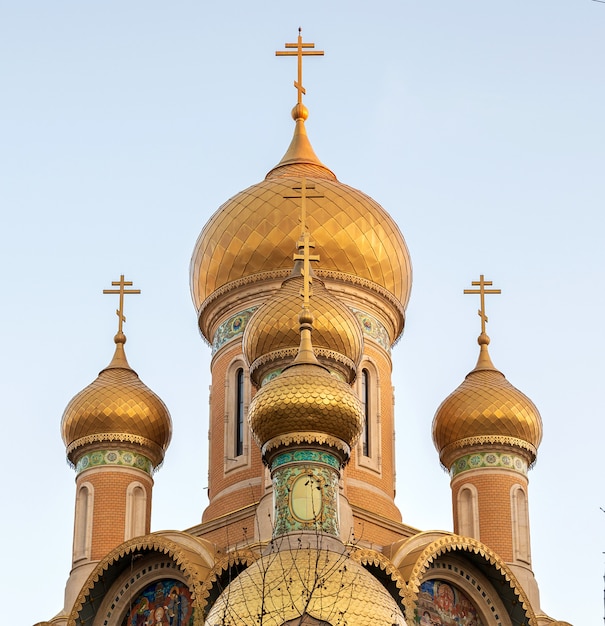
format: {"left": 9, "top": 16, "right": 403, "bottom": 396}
{"left": 37, "top": 33, "right": 572, "bottom": 626}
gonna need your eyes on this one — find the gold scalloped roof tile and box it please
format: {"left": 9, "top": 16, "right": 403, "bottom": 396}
{"left": 205, "top": 547, "right": 406, "bottom": 626}
{"left": 433, "top": 367, "right": 543, "bottom": 463}
{"left": 62, "top": 363, "right": 172, "bottom": 464}
{"left": 190, "top": 177, "right": 411, "bottom": 318}
{"left": 243, "top": 277, "right": 363, "bottom": 379}
{"left": 248, "top": 363, "right": 363, "bottom": 449}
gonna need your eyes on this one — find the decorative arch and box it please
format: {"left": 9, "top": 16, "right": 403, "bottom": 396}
{"left": 201, "top": 547, "right": 261, "bottom": 616}
{"left": 405, "top": 534, "right": 537, "bottom": 626}
{"left": 349, "top": 547, "right": 407, "bottom": 616}
{"left": 67, "top": 533, "right": 216, "bottom": 626}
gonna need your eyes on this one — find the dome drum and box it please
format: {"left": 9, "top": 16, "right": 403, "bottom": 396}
{"left": 65, "top": 433, "right": 166, "bottom": 470}
{"left": 261, "top": 432, "right": 352, "bottom": 468}
{"left": 439, "top": 437, "right": 538, "bottom": 474}
{"left": 199, "top": 272, "right": 289, "bottom": 347}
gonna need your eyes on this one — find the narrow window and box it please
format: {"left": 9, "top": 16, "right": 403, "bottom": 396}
{"left": 235, "top": 368, "right": 244, "bottom": 457}
{"left": 74, "top": 484, "right": 92, "bottom": 561}
{"left": 458, "top": 486, "right": 479, "bottom": 538}
{"left": 361, "top": 369, "right": 370, "bottom": 457}
{"left": 125, "top": 483, "right": 147, "bottom": 540}
{"left": 512, "top": 485, "right": 531, "bottom": 564}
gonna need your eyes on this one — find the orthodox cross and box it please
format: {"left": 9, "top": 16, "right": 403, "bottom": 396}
{"left": 287, "top": 178, "right": 321, "bottom": 307}
{"left": 103, "top": 274, "right": 140, "bottom": 334}
{"left": 276, "top": 28, "right": 324, "bottom": 106}
{"left": 463, "top": 275, "right": 501, "bottom": 336}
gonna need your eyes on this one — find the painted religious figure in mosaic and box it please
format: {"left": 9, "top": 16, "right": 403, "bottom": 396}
{"left": 414, "top": 580, "right": 484, "bottom": 625}
{"left": 123, "top": 579, "right": 193, "bottom": 626}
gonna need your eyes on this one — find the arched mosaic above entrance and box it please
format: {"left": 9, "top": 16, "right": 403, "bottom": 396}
{"left": 123, "top": 579, "right": 193, "bottom": 626}
{"left": 415, "top": 580, "right": 484, "bottom": 625}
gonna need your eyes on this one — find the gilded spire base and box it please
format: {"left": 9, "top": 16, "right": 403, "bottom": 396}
{"left": 103, "top": 333, "right": 133, "bottom": 372}
{"left": 472, "top": 332, "right": 497, "bottom": 372}
{"left": 289, "top": 314, "right": 322, "bottom": 367}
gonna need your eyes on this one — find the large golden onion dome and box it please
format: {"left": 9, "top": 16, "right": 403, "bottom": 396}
{"left": 243, "top": 273, "right": 363, "bottom": 386}
{"left": 190, "top": 106, "right": 411, "bottom": 344}
{"left": 61, "top": 332, "right": 172, "bottom": 468}
{"left": 205, "top": 544, "right": 406, "bottom": 626}
{"left": 432, "top": 333, "right": 543, "bottom": 469}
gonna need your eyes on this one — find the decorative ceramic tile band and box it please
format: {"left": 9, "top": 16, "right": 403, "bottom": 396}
{"left": 76, "top": 449, "right": 153, "bottom": 476}
{"left": 212, "top": 306, "right": 258, "bottom": 354}
{"left": 272, "top": 449, "right": 340, "bottom": 470}
{"left": 261, "top": 365, "right": 345, "bottom": 387}
{"left": 351, "top": 308, "right": 390, "bottom": 351}
{"left": 450, "top": 451, "right": 528, "bottom": 477}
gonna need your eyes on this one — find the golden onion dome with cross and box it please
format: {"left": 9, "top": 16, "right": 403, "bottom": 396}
{"left": 432, "top": 276, "right": 543, "bottom": 470}
{"left": 190, "top": 32, "right": 411, "bottom": 345}
{"left": 247, "top": 207, "right": 364, "bottom": 460}
{"left": 61, "top": 277, "right": 172, "bottom": 469}
{"left": 243, "top": 268, "right": 364, "bottom": 387}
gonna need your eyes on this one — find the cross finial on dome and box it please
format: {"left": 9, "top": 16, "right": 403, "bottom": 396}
{"left": 287, "top": 178, "right": 322, "bottom": 366}
{"left": 276, "top": 28, "right": 324, "bottom": 111}
{"left": 289, "top": 178, "right": 321, "bottom": 308}
{"left": 464, "top": 274, "right": 501, "bottom": 370}
{"left": 464, "top": 274, "right": 501, "bottom": 339}
{"left": 103, "top": 274, "right": 140, "bottom": 341}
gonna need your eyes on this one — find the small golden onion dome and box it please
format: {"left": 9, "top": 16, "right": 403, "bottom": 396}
{"left": 61, "top": 333, "right": 172, "bottom": 468}
{"left": 205, "top": 546, "right": 406, "bottom": 626}
{"left": 432, "top": 334, "right": 543, "bottom": 469}
{"left": 248, "top": 360, "right": 363, "bottom": 456}
{"left": 243, "top": 274, "right": 363, "bottom": 385}
{"left": 190, "top": 114, "right": 411, "bottom": 343}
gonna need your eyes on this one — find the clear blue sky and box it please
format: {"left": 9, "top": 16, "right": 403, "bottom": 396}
{"left": 1, "top": 2, "right": 603, "bottom": 625}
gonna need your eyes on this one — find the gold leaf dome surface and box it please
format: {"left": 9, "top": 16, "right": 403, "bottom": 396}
{"left": 190, "top": 114, "right": 412, "bottom": 344}
{"left": 191, "top": 175, "right": 410, "bottom": 313}
{"left": 432, "top": 345, "right": 543, "bottom": 468}
{"left": 61, "top": 340, "right": 172, "bottom": 467}
{"left": 205, "top": 546, "right": 406, "bottom": 626}
{"left": 248, "top": 362, "right": 363, "bottom": 450}
{"left": 243, "top": 275, "right": 363, "bottom": 385}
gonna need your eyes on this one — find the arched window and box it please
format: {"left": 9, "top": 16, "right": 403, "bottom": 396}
{"left": 224, "top": 360, "right": 249, "bottom": 472}
{"left": 125, "top": 482, "right": 147, "bottom": 540}
{"left": 361, "top": 369, "right": 370, "bottom": 457}
{"left": 511, "top": 485, "right": 531, "bottom": 564}
{"left": 356, "top": 361, "right": 381, "bottom": 472}
{"left": 457, "top": 484, "right": 479, "bottom": 539}
{"left": 235, "top": 368, "right": 244, "bottom": 457}
{"left": 73, "top": 482, "right": 93, "bottom": 562}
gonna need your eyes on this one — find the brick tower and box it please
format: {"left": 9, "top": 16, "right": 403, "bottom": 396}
{"left": 189, "top": 33, "right": 413, "bottom": 549}
{"left": 432, "top": 275, "right": 543, "bottom": 607}
{"left": 59, "top": 276, "right": 172, "bottom": 616}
